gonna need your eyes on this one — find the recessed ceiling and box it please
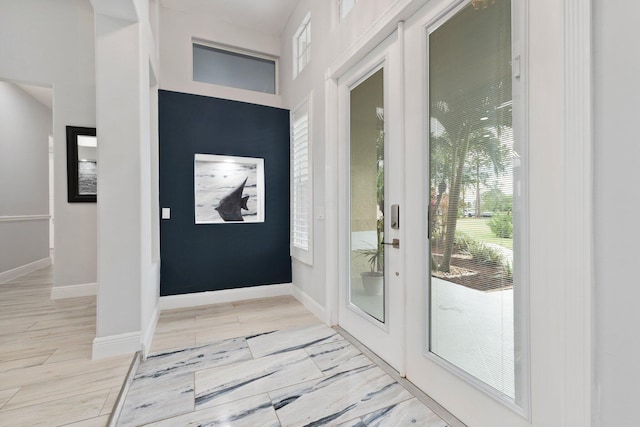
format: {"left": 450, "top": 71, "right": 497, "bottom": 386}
{"left": 159, "top": 0, "right": 298, "bottom": 36}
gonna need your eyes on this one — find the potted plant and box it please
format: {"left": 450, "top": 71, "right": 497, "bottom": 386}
{"left": 358, "top": 216, "right": 384, "bottom": 296}
{"left": 358, "top": 111, "right": 385, "bottom": 296}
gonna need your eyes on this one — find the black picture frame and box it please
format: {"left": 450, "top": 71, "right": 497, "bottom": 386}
{"left": 66, "top": 126, "right": 97, "bottom": 203}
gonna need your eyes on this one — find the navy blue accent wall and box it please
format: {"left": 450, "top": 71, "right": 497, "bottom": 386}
{"left": 159, "top": 90, "right": 291, "bottom": 296}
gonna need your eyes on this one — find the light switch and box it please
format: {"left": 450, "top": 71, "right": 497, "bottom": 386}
{"left": 162, "top": 208, "right": 171, "bottom": 219}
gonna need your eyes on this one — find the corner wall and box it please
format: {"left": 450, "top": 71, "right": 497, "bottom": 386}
{"left": 0, "top": 82, "right": 52, "bottom": 277}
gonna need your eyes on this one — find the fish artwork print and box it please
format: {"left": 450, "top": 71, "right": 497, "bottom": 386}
{"left": 215, "top": 177, "right": 250, "bottom": 221}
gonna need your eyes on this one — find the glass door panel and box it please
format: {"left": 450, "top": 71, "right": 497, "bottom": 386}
{"left": 428, "top": 0, "right": 517, "bottom": 399}
{"left": 350, "top": 68, "right": 385, "bottom": 322}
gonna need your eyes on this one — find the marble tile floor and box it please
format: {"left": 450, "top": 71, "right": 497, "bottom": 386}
{"left": 0, "top": 265, "right": 133, "bottom": 426}
{"left": 116, "top": 324, "right": 451, "bottom": 427}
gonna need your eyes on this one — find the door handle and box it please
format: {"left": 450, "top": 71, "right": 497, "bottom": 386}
{"left": 382, "top": 238, "right": 400, "bottom": 249}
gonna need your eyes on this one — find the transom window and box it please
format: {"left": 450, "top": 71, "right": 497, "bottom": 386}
{"left": 293, "top": 12, "right": 311, "bottom": 78}
{"left": 192, "top": 42, "right": 277, "bottom": 94}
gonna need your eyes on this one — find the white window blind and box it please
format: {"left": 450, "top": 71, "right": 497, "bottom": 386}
{"left": 291, "top": 98, "right": 312, "bottom": 265}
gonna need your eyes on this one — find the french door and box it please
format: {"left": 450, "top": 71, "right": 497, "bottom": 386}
{"left": 337, "top": 30, "right": 405, "bottom": 373}
{"left": 337, "top": 0, "right": 530, "bottom": 425}
{"left": 403, "top": 0, "right": 530, "bottom": 425}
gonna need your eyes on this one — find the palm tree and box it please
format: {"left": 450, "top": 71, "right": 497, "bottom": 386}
{"left": 429, "top": 0, "right": 512, "bottom": 272}
{"left": 466, "top": 130, "right": 506, "bottom": 217}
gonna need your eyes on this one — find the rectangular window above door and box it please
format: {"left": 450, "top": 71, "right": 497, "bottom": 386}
{"left": 192, "top": 42, "right": 277, "bottom": 94}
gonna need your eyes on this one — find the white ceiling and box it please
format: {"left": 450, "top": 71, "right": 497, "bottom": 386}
{"left": 6, "top": 2, "right": 298, "bottom": 112}
{"left": 159, "top": 0, "right": 298, "bottom": 36}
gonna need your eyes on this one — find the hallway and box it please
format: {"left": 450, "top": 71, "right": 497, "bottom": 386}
{"left": 0, "top": 265, "right": 132, "bottom": 426}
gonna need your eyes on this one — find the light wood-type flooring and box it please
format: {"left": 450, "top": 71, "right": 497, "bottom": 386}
{"left": 150, "top": 294, "right": 321, "bottom": 354}
{"left": 0, "top": 265, "right": 132, "bottom": 426}
{"left": 0, "top": 264, "right": 322, "bottom": 426}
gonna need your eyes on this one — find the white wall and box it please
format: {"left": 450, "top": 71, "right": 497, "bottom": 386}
{"left": 281, "top": 0, "right": 406, "bottom": 311}
{"left": 593, "top": 1, "right": 640, "bottom": 425}
{"left": 0, "top": 0, "right": 97, "bottom": 288}
{"left": 0, "top": 82, "right": 52, "bottom": 273}
{"left": 159, "top": 4, "right": 283, "bottom": 108}
{"left": 91, "top": 0, "right": 160, "bottom": 358}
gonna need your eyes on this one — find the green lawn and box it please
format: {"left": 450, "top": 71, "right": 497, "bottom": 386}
{"left": 455, "top": 217, "right": 513, "bottom": 250}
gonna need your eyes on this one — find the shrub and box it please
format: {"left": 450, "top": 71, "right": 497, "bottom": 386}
{"left": 454, "top": 232, "right": 475, "bottom": 252}
{"left": 503, "top": 261, "right": 513, "bottom": 280}
{"left": 489, "top": 213, "right": 513, "bottom": 238}
{"left": 462, "top": 240, "right": 505, "bottom": 266}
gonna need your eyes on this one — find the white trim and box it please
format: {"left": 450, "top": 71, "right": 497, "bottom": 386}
{"left": 290, "top": 285, "right": 330, "bottom": 324}
{"left": 50, "top": 282, "right": 97, "bottom": 299}
{"left": 159, "top": 283, "right": 293, "bottom": 311}
{"left": 513, "top": 0, "right": 532, "bottom": 417}
{"left": 192, "top": 37, "right": 279, "bottom": 66}
{"left": 141, "top": 305, "right": 159, "bottom": 359}
{"left": 324, "top": 77, "right": 340, "bottom": 327}
{"left": 327, "top": 0, "right": 425, "bottom": 80}
{"left": 563, "top": 0, "right": 593, "bottom": 425}
{"left": 92, "top": 331, "right": 141, "bottom": 359}
{"left": 0, "top": 257, "right": 51, "bottom": 284}
{"left": 0, "top": 215, "right": 50, "bottom": 222}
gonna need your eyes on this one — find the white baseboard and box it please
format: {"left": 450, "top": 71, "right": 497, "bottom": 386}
{"left": 0, "top": 257, "right": 51, "bottom": 284}
{"left": 50, "top": 282, "right": 97, "bottom": 299}
{"left": 159, "top": 283, "right": 293, "bottom": 311}
{"left": 290, "top": 285, "right": 330, "bottom": 324}
{"left": 92, "top": 331, "right": 141, "bottom": 359}
{"left": 141, "top": 305, "right": 159, "bottom": 359}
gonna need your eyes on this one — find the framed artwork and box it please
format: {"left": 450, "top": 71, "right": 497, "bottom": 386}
{"left": 194, "top": 154, "right": 265, "bottom": 224}
{"left": 66, "top": 126, "right": 97, "bottom": 203}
